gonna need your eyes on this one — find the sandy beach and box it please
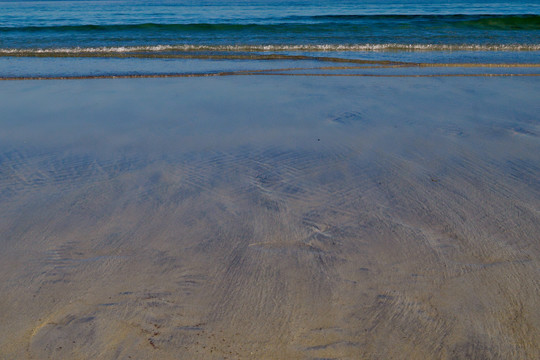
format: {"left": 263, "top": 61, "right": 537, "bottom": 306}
{"left": 0, "top": 75, "right": 539, "bottom": 359}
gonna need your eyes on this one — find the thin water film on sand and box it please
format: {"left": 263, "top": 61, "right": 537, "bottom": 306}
{"left": 0, "top": 76, "right": 539, "bottom": 359}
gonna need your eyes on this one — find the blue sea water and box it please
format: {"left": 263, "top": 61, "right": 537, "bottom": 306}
{"left": 1, "top": 0, "right": 539, "bottom": 77}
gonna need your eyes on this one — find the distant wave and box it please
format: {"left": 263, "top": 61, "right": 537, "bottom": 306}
{"left": 1, "top": 15, "right": 539, "bottom": 32}
{"left": 2, "top": 44, "right": 540, "bottom": 56}
{"left": 297, "top": 14, "right": 539, "bottom": 23}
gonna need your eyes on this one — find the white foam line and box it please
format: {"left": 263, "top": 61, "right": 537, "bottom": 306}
{"left": 1, "top": 43, "right": 540, "bottom": 54}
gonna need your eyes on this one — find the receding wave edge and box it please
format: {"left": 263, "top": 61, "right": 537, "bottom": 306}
{"left": 2, "top": 43, "right": 540, "bottom": 57}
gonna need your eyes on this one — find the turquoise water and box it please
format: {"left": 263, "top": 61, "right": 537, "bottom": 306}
{"left": 1, "top": 0, "right": 539, "bottom": 77}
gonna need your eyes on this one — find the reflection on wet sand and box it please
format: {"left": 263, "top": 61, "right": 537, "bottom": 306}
{"left": 0, "top": 76, "right": 539, "bottom": 359}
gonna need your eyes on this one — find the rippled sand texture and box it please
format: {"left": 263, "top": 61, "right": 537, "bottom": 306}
{"left": 0, "top": 77, "right": 539, "bottom": 359}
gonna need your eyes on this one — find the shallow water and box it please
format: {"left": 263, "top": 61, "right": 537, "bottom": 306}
{"left": 0, "top": 76, "right": 539, "bottom": 359}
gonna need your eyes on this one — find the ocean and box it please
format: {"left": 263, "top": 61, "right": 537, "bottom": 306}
{"left": 1, "top": 0, "right": 539, "bottom": 78}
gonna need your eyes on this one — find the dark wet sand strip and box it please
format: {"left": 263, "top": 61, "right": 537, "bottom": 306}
{"left": 1, "top": 70, "right": 539, "bottom": 81}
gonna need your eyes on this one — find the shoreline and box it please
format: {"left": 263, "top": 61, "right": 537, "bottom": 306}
{"left": 2, "top": 72, "right": 539, "bottom": 81}
{"left": 1, "top": 62, "right": 540, "bottom": 81}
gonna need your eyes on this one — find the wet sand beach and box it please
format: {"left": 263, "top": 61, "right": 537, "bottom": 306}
{"left": 0, "top": 75, "right": 539, "bottom": 359}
